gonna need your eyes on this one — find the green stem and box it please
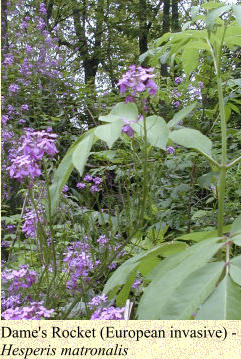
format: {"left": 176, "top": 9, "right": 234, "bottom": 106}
{"left": 43, "top": 160, "right": 57, "bottom": 277}
{"left": 138, "top": 115, "right": 148, "bottom": 227}
{"left": 216, "top": 72, "right": 227, "bottom": 236}
{"left": 208, "top": 32, "right": 227, "bottom": 237}
{"left": 226, "top": 156, "right": 241, "bottom": 169}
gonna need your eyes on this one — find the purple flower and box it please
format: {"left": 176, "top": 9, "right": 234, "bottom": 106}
{"left": 36, "top": 17, "right": 45, "bottom": 30}
{"left": 39, "top": 2, "right": 47, "bottom": 15}
{"left": 175, "top": 77, "right": 183, "bottom": 84}
{"left": 117, "top": 65, "right": 157, "bottom": 98}
{"left": 97, "top": 235, "right": 109, "bottom": 246}
{"left": 8, "top": 155, "right": 41, "bottom": 180}
{"left": 62, "top": 185, "right": 69, "bottom": 193}
{"left": 20, "top": 21, "right": 28, "bottom": 30}
{"left": 132, "top": 279, "right": 142, "bottom": 289}
{"left": 90, "top": 185, "right": 100, "bottom": 193}
{"left": 3, "top": 53, "right": 14, "bottom": 66}
{"left": 25, "top": 45, "right": 33, "bottom": 54}
{"left": 108, "top": 262, "right": 117, "bottom": 270}
{"left": 92, "top": 176, "right": 102, "bottom": 185}
{"left": 19, "top": 119, "right": 26, "bottom": 124}
{"left": 88, "top": 294, "right": 108, "bottom": 309}
{"left": 1, "top": 241, "right": 10, "bottom": 248}
{"left": 22, "top": 207, "right": 43, "bottom": 237}
{"left": 83, "top": 174, "right": 92, "bottom": 182}
{"left": 173, "top": 101, "right": 180, "bottom": 108}
{"left": 1, "top": 293, "right": 22, "bottom": 312}
{"left": 76, "top": 182, "right": 86, "bottom": 189}
{"left": 198, "top": 81, "right": 204, "bottom": 88}
{"left": 21, "top": 104, "right": 29, "bottom": 111}
{"left": 91, "top": 306, "right": 125, "bottom": 320}
{"left": 166, "top": 146, "right": 175, "bottom": 154}
{"left": 2, "top": 265, "right": 37, "bottom": 292}
{"left": 63, "top": 241, "right": 96, "bottom": 290}
{"left": 9, "top": 83, "right": 20, "bottom": 94}
{"left": 1, "top": 302, "right": 54, "bottom": 320}
{"left": 2, "top": 115, "right": 9, "bottom": 124}
{"left": 122, "top": 125, "right": 134, "bottom": 138}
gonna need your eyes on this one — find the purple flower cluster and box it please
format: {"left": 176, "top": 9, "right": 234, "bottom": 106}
{"left": 63, "top": 240, "right": 97, "bottom": 291}
{"left": 2, "top": 264, "right": 37, "bottom": 292}
{"left": 22, "top": 206, "right": 43, "bottom": 238}
{"left": 76, "top": 175, "right": 103, "bottom": 193}
{"left": 1, "top": 293, "right": 22, "bottom": 312}
{"left": 8, "top": 128, "right": 58, "bottom": 180}
{"left": 132, "top": 279, "right": 142, "bottom": 289}
{"left": 121, "top": 125, "right": 135, "bottom": 138}
{"left": 166, "top": 146, "right": 175, "bottom": 154}
{"left": 118, "top": 65, "right": 158, "bottom": 98}
{"left": 97, "top": 235, "right": 110, "bottom": 247}
{"left": 88, "top": 294, "right": 108, "bottom": 310}
{"left": 91, "top": 306, "right": 125, "bottom": 320}
{"left": 1, "top": 302, "right": 54, "bottom": 320}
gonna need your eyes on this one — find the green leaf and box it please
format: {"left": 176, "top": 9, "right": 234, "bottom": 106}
{"left": 202, "top": 2, "right": 225, "bottom": 10}
{"left": 206, "top": 6, "right": 231, "bottom": 30}
{"left": 232, "top": 5, "right": 241, "bottom": 26}
{"left": 137, "top": 236, "right": 224, "bottom": 319}
{"left": 95, "top": 119, "right": 123, "bottom": 148}
{"left": 182, "top": 47, "right": 199, "bottom": 75}
{"left": 99, "top": 102, "right": 138, "bottom": 123}
{"left": 133, "top": 115, "right": 169, "bottom": 149}
{"left": 72, "top": 131, "right": 95, "bottom": 175}
{"left": 49, "top": 130, "right": 94, "bottom": 216}
{"left": 231, "top": 215, "right": 241, "bottom": 235}
{"left": 104, "top": 242, "right": 186, "bottom": 297}
{"left": 232, "top": 233, "right": 241, "bottom": 246}
{"left": 116, "top": 268, "right": 138, "bottom": 307}
{"left": 196, "top": 275, "right": 241, "bottom": 319}
{"left": 230, "top": 256, "right": 241, "bottom": 286}
{"left": 157, "top": 262, "right": 224, "bottom": 319}
{"left": 176, "top": 230, "right": 221, "bottom": 243}
{"left": 168, "top": 103, "right": 197, "bottom": 129}
{"left": 169, "top": 128, "right": 213, "bottom": 157}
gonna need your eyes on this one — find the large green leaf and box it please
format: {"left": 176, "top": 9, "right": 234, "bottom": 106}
{"left": 99, "top": 102, "right": 138, "bottom": 123}
{"left": 168, "top": 103, "right": 197, "bottom": 129}
{"left": 230, "top": 256, "right": 241, "bottom": 286}
{"left": 169, "top": 128, "right": 212, "bottom": 157}
{"left": 95, "top": 119, "right": 123, "bottom": 148}
{"left": 176, "top": 230, "right": 222, "bottom": 243}
{"left": 233, "top": 234, "right": 241, "bottom": 246}
{"left": 232, "top": 5, "right": 241, "bottom": 26}
{"left": 133, "top": 115, "right": 169, "bottom": 149}
{"left": 156, "top": 262, "right": 224, "bottom": 319}
{"left": 196, "top": 275, "right": 241, "bottom": 319}
{"left": 137, "top": 236, "right": 223, "bottom": 319}
{"left": 103, "top": 242, "right": 186, "bottom": 297}
{"left": 182, "top": 46, "right": 199, "bottom": 75}
{"left": 230, "top": 255, "right": 241, "bottom": 286}
{"left": 231, "top": 215, "right": 241, "bottom": 235}
{"left": 72, "top": 131, "right": 95, "bottom": 175}
{"left": 49, "top": 130, "right": 94, "bottom": 216}
{"left": 206, "top": 5, "right": 231, "bottom": 30}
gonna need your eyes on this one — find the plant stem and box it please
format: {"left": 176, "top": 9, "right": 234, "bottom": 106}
{"left": 138, "top": 115, "right": 148, "bottom": 228}
{"left": 216, "top": 73, "right": 227, "bottom": 236}
{"left": 226, "top": 156, "right": 241, "bottom": 169}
